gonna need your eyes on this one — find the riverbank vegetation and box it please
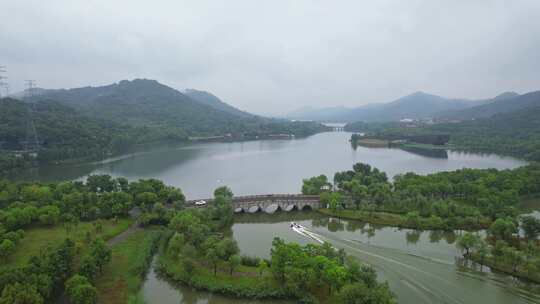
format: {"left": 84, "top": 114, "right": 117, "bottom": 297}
{"left": 0, "top": 95, "right": 328, "bottom": 176}
{"left": 304, "top": 162, "right": 540, "bottom": 230}
{"left": 0, "top": 174, "right": 185, "bottom": 303}
{"left": 95, "top": 228, "right": 164, "bottom": 304}
{"left": 152, "top": 188, "right": 395, "bottom": 303}
{"left": 456, "top": 215, "right": 540, "bottom": 283}
{"left": 345, "top": 103, "right": 540, "bottom": 162}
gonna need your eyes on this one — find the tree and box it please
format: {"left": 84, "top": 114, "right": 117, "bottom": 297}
{"left": 337, "top": 282, "right": 395, "bottom": 304}
{"left": 65, "top": 275, "right": 97, "bottom": 304}
{"left": 321, "top": 192, "right": 342, "bottom": 212}
{"left": 181, "top": 244, "right": 197, "bottom": 259}
{"left": 0, "top": 239, "right": 14, "bottom": 261}
{"left": 502, "top": 247, "right": 524, "bottom": 273}
{"left": 214, "top": 186, "right": 233, "bottom": 199}
{"left": 63, "top": 213, "right": 79, "bottom": 234}
{"left": 167, "top": 233, "right": 185, "bottom": 258}
{"left": 323, "top": 263, "right": 348, "bottom": 294}
{"left": 0, "top": 282, "right": 44, "bottom": 304}
{"left": 216, "top": 238, "right": 239, "bottom": 261}
{"left": 489, "top": 218, "right": 517, "bottom": 241}
{"left": 228, "top": 254, "right": 241, "bottom": 275}
{"left": 521, "top": 216, "right": 540, "bottom": 240}
{"left": 456, "top": 232, "right": 480, "bottom": 256}
{"left": 257, "top": 260, "right": 269, "bottom": 277}
{"left": 347, "top": 181, "right": 368, "bottom": 210}
{"left": 475, "top": 239, "right": 489, "bottom": 268}
{"left": 206, "top": 248, "right": 220, "bottom": 275}
{"left": 302, "top": 175, "right": 331, "bottom": 195}
{"left": 182, "top": 257, "right": 195, "bottom": 275}
{"left": 89, "top": 238, "right": 111, "bottom": 272}
{"left": 79, "top": 256, "right": 99, "bottom": 281}
{"left": 38, "top": 205, "right": 60, "bottom": 225}
{"left": 86, "top": 175, "right": 115, "bottom": 193}
{"left": 135, "top": 192, "right": 159, "bottom": 211}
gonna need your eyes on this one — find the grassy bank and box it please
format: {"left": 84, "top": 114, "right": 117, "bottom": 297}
{"left": 156, "top": 250, "right": 290, "bottom": 300}
{"left": 95, "top": 228, "right": 164, "bottom": 304}
{"left": 393, "top": 142, "right": 450, "bottom": 150}
{"left": 0, "top": 218, "right": 132, "bottom": 271}
{"left": 317, "top": 208, "right": 491, "bottom": 230}
{"left": 355, "top": 138, "right": 389, "bottom": 148}
{"left": 468, "top": 253, "right": 540, "bottom": 284}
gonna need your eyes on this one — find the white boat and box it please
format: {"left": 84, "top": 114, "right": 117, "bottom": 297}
{"left": 290, "top": 222, "right": 324, "bottom": 244}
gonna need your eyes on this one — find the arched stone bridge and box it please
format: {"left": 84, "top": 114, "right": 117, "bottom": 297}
{"left": 186, "top": 194, "right": 322, "bottom": 214}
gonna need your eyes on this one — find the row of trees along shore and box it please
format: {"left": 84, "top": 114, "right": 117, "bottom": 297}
{"left": 303, "top": 162, "right": 540, "bottom": 230}
{"left": 456, "top": 215, "right": 540, "bottom": 283}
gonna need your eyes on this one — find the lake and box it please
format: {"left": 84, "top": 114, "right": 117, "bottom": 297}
{"left": 22, "top": 132, "right": 526, "bottom": 199}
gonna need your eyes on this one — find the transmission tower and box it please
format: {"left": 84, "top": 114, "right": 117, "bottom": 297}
{"left": 25, "top": 79, "right": 36, "bottom": 99}
{"left": 0, "top": 66, "right": 6, "bottom": 98}
{"left": 24, "top": 79, "right": 41, "bottom": 153}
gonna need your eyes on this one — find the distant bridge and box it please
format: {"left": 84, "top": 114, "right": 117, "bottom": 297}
{"left": 186, "top": 194, "right": 322, "bottom": 214}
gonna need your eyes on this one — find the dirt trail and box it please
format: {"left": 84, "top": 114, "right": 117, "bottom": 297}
{"left": 107, "top": 222, "right": 142, "bottom": 246}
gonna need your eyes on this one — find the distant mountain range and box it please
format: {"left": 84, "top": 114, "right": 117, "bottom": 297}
{"left": 286, "top": 91, "right": 526, "bottom": 122}
{"left": 439, "top": 91, "right": 540, "bottom": 120}
{"left": 22, "top": 79, "right": 329, "bottom": 134}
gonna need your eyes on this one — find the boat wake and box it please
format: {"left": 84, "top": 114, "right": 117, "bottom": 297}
{"left": 290, "top": 222, "right": 325, "bottom": 244}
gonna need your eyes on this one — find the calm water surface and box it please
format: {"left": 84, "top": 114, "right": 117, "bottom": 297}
{"left": 143, "top": 212, "right": 540, "bottom": 304}
{"left": 22, "top": 132, "right": 525, "bottom": 199}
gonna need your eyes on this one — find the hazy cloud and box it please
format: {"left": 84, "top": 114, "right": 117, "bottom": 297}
{"left": 1, "top": 0, "right": 539, "bottom": 114}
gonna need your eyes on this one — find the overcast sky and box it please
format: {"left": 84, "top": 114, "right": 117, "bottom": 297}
{"left": 1, "top": 1, "right": 539, "bottom": 115}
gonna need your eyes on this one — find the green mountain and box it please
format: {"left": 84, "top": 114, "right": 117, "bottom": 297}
{"left": 439, "top": 91, "right": 538, "bottom": 120}
{"left": 34, "top": 79, "right": 254, "bottom": 136}
{"left": 30, "top": 79, "right": 327, "bottom": 138}
{"left": 431, "top": 104, "right": 540, "bottom": 160}
{"left": 0, "top": 98, "right": 154, "bottom": 161}
{"left": 351, "top": 101, "right": 540, "bottom": 161}
{"left": 183, "top": 89, "right": 252, "bottom": 118}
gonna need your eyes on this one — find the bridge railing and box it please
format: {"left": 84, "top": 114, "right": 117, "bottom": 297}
{"left": 185, "top": 193, "right": 320, "bottom": 205}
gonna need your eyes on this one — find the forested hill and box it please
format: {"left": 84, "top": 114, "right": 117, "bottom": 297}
{"left": 28, "top": 79, "right": 327, "bottom": 138}
{"left": 439, "top": 90, "right": 540, "bottom": 120}
{"left": 183, "top": 88, "right": 252, "bottom": 118}
{"left": 0, "top": 98, "right": 163, "bottom": 161}
{"left": 348, "top": 104, "right": 540, "bottom": 161}
{"left": 432, "top": 105, "right": 540, "bottom": 160}
{"left": 33, "top": 79, "right": 256, "bottom": 136}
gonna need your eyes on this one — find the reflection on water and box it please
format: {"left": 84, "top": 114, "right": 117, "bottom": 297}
{"left": 398, "top": 146, "right": 449, "bottom": 159}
